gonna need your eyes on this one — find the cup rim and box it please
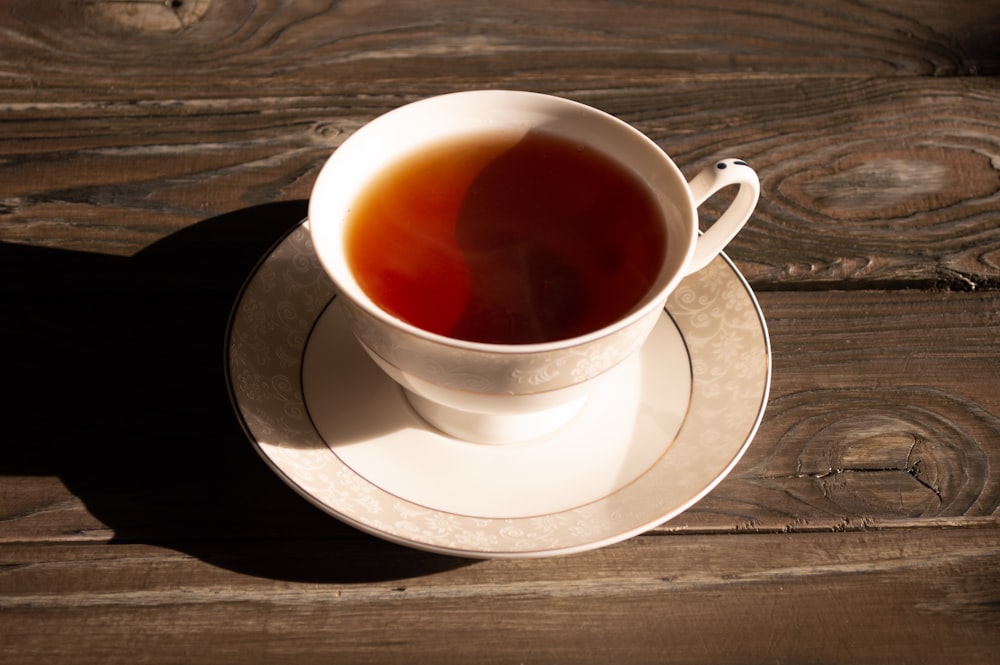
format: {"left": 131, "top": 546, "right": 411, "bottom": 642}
{"left": 308, "top": 89, "right": 698, "bottom": 355}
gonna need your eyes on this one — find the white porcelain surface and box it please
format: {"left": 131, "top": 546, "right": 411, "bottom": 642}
{"left": 226, "top": 221, "right": 771, "bottom": 558}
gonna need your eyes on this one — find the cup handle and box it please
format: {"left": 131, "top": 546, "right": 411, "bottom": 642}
{"left": 684, "top": 159, "right": 760, "bottom": 274}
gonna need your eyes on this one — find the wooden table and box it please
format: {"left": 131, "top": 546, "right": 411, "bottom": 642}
{"left": 2, "top": 1, "right": 998, "bottom": 662}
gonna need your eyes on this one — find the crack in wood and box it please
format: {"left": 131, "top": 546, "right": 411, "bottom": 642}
{"left": 789, "top": 453, "right": 945, "bottom": 500}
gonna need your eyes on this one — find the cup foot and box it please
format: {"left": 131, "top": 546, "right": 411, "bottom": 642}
{"left": 403, "top": 389, "right": 589, "bottom": 445}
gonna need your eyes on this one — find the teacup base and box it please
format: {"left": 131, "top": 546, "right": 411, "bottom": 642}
{"left": 357, "top": 338, "right": 604, "bottom": 445}
{"left": 403, "top": 389, "right": 589, "bottom": 445}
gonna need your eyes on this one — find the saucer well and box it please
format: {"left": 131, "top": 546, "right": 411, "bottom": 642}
{"left": 226, "top": 220, "right": 770, "bottom": 558}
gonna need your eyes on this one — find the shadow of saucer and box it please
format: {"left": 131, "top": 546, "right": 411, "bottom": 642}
{"left": 0, "top": 201, "right": 473, "bottom": 582}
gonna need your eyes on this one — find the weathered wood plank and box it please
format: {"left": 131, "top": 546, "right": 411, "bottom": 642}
{"left": 3, "top": 286, "right": 997, "bottom": 542}
{"left": 672, "top": 289, "right": 1000, "bottom": 531}
{"left": 1, "top": 527, "right": 998, "bottom": 664}
{"left": 2, "top": 2, "right": 997, "bottom": 662}
{"left": 1, "top": 0, "right": 995, "bottom": 99}
{"left": 2, "top": 77, "right": 999, "bottom": 289}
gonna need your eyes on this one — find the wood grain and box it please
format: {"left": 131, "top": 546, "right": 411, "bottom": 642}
{"left": 2, "top": 1, "right": 998, "bottom": 286}
{"left": 3, "top": 288, "right": 997, "bottom": 543}
{"left": 2, "top": 76, "right": 999, "bottom": 291}
{"left": 1, "top": 0, "right": 996, "bottom": 96}
{"left": 2, "top": 1, "right": 1000, "bottom": 661}
{"left": 673, "top": 289, "right": 1000, "bottom": 531}
{"left": 1, "top": 527, "right": 998, "bottom": 664}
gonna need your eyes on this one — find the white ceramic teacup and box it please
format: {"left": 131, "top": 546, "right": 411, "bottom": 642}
{"left": 309, "top": 90, "right": 759, "bottom": 444}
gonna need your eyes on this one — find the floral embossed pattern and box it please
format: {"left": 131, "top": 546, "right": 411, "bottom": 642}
{"left": 338, "top": 290, "right": 659, "bottom": 395}
{"left": 226, "top": 221, "right": 770, "bottom": 557}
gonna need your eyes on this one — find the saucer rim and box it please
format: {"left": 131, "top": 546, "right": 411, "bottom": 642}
{"left": 225, "top": 219, "right": 771, "bottom": 558}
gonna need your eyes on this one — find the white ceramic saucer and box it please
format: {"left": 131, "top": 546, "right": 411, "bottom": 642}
{"left": 226, "top": 220, "right": 770, "bottom": 558}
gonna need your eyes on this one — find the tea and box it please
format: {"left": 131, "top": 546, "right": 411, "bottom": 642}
{"left": 344, "top": 130, "right": 667, "bottom": 344}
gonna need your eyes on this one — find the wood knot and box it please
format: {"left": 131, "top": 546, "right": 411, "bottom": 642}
{"left": 778, "top": 146, "right": 1000, "bottom": 221}
{"left": 752, "top": 388, "right": 1000, "bottom": 519}
{"left": 85, "top": 0, "right": 211, "bottom": 32}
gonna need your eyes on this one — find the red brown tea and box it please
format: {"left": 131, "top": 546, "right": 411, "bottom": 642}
{"left": 344, "top": 130, "right": 667, "bottom": 344}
